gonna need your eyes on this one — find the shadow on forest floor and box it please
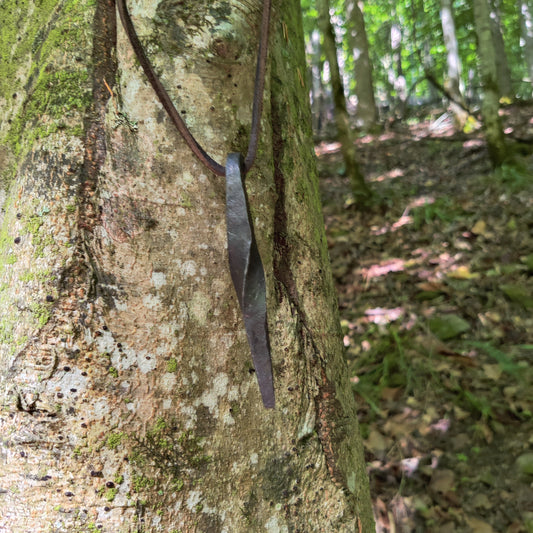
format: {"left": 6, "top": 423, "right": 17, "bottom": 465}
{"left": 317, "top": 104, "right": 533, "bottom": 533}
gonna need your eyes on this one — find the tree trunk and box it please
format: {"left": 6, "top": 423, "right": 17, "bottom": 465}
{"left": 390, "top": 23, "right": 408, "bottom": 118}
{"left": 440, "top": 0, "right": 469, "bottom": 128}
{"left": 308, "top": 29, "right": 328, "bottom": 138}
{"left": 316, "top": 0, "right": 372, "bottom": 202}
{"left": 345, "top": 0, "right": 378, "bottom": 130}
{"left": 489, "top": 0, "right": 514, "bottom": 98}
{"left": 0, "top": 0, "right": 374, "bottom": 531}
{"left": 519, "top": 0, "right": 533, "bottom": 94}
{"left": 473, "top": 0, "right": 507, "bottom": 166}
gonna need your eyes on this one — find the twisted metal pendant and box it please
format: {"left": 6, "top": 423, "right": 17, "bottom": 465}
{"left": 225, "top": 153, "right": 275, "bottom": 408}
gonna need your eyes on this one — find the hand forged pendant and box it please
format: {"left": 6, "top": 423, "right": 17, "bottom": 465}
{"left": 225, "top": 153, "right": 275, "bottom": 409}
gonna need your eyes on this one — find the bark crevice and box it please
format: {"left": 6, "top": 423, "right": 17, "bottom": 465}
{"left": 80, "top": 0, "right": 117, "bottom": 233}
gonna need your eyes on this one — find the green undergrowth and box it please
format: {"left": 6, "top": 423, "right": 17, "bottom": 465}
{"left": 322, "top": 103, "right": 533, "bottom": 533}
{"left": 349, "top": 322, "right": 533, "bottom": 435}
{"left": 334, "top": 142, "right": 533, "bottom": 436}
{"left": 493, "top": 160, "right": 532, "bottom": 193}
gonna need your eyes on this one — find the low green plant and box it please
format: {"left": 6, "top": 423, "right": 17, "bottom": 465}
{"left": 465, "top": 341, "right": 522, "bottom": 378}
{"left": 412, "top": 196, "right": 457, "bottom": 230}
{"left": 495, "top": 162, "right": 531, "bottom": 193}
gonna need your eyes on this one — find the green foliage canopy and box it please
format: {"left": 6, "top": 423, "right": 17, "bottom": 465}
{"left": 302, "top": 0, "right": 531, "bottom": 108}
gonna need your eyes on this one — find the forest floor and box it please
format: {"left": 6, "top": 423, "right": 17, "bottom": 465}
{"left": 316, "top": 103, "right": 533, "bottom": 533}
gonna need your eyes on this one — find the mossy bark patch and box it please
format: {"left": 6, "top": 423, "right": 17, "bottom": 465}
{"left": 0, "top": 0, "right": 93, "bottom": 162}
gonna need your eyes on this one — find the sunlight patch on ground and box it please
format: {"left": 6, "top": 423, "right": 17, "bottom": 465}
{"left": 360, "top": 258, "right": 405, "bottom": 279}
{"left": 463, "top": 139, "right": 484, "bottom": 149}
{"left": 371, "top": 215, "right": 413, "bottom": 235}
{"left": 314, "top": 141, "right": 341, "bottom": 156}
{"left": 359, "top": 134, "right": 377, "bottom": 144}
{"left": 369, "top": 167, "right": 404, "bottom": 183}
{"left": 377, "top": 132, "right": 396, "bottom": 142}
{"left": 371, "top": 195, "right": 435, "bottom": 236}
{"left": 364, "top": 307, "right": 405, "bottom": 325}
{"left": 408, "top": 195, "right": 435, "bottom": 208}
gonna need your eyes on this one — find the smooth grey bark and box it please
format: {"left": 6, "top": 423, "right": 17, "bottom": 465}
{"left": 440, "top": 0, "right": 469, "bottom": 127}
{"left": 0, "top": 0, "right": 374, "bottom": 531}
{"left": 316, "top": 0, "right": 371, "bottom": 201}
{"left": 489, "top": 0, "right": 513, "bottom": 97}
{"left": 389, "top": 22, "right": 407, "bottom": 118}
{"left": 519, "top": 0, "right": 533, "bottom": 93}
{"left": 473, "top": 0, "right": 507, "bottom": 165}
{"left": 308, "top": 29, "right": 328, "bottom": 138}
{"left": 440, "top": 0, "right": 463, "bottom": 95}
{"left": 345, "top": 0, "right": 378, "bottom": 129}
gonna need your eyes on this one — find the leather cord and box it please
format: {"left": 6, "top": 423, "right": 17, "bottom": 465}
{"left": 244, "top": 0, "right": 271, "bottom": 173}
{"left": 116, "top": 0, "right": 275, "bottom": 408}
{"left": 116, "top": 0, "right": 272, "bottom": 177}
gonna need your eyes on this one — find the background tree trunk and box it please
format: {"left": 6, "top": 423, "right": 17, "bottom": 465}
{"left": 316, "top": 0, "right": 372, "bottom": 202}
{"left": 519, "top": 0, "right": 533, "bottom": 94}
{"left": 473, "top": 0, "right": 507, "bottom": 166}
{"left": 0, "top": 0, "right": 374, "bottom": 531}
{"left": 345, "top": 0, "right": 378, "bottom": 130}
{"left": 440, "top": 0, "right": 463, "bottom": 97}
{"left": 390, "top": 22, "right": 408, "bottom": 119}
{"left": 489, "top": 0, "right": 513, "bottom": 98}
{"left": 440, "top": 0, "right": 469, "bottom": 128}
{"left": 308, "top": 29, "right": 328, "bottom": 138}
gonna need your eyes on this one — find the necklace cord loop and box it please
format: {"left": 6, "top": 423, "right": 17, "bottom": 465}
{"left": 116, "top": 0, "right": 272, "bottom": 176}
{"left": 116, "top": 0, "right": 275, "bottom": 408}
{"left": 245, "top": 0, "right": 272, "bottom": 173}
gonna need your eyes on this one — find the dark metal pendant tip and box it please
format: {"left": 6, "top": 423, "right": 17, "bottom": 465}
{"left": 263, "top": 398, "right": 275, "bottom": 409}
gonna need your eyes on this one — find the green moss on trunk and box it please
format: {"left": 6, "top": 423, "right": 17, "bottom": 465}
{"left": 0, "top": 0, "right": 92, "bottom": 163}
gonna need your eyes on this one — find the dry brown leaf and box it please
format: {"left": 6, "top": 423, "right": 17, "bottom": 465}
{"left": 416, "top": 281, "right": 447, "bottom": 292}
{"left": 471, "top": 493, "right": 492, "bottom": 510}
{"left": 447, "top": 265, "right": 480, "bottom": 279}
{"left": 453, "top": 406, "right": 470, "bottom": 420}
{"left": 365, "top": 429, "right": 390, "bottom": 456}
{"left": 415, "top": 333, "right": 457, "bottom": 355}
{"left": 429, "top": 469, "right": 455, "bottom": 493}
{"left": 471, "top": 220, "right": 488, "bottom": 236}
{"left": 482, "top": 363, "right": 503, "bottom": 381}
{"left": 381, "top": 387, "right": 403, "bottom": 401}
{"left": 415, "top": 333, "right": 478, "bottom": 366}
{"left": 465, "top": 516, "right": 495, "bottom": 533}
